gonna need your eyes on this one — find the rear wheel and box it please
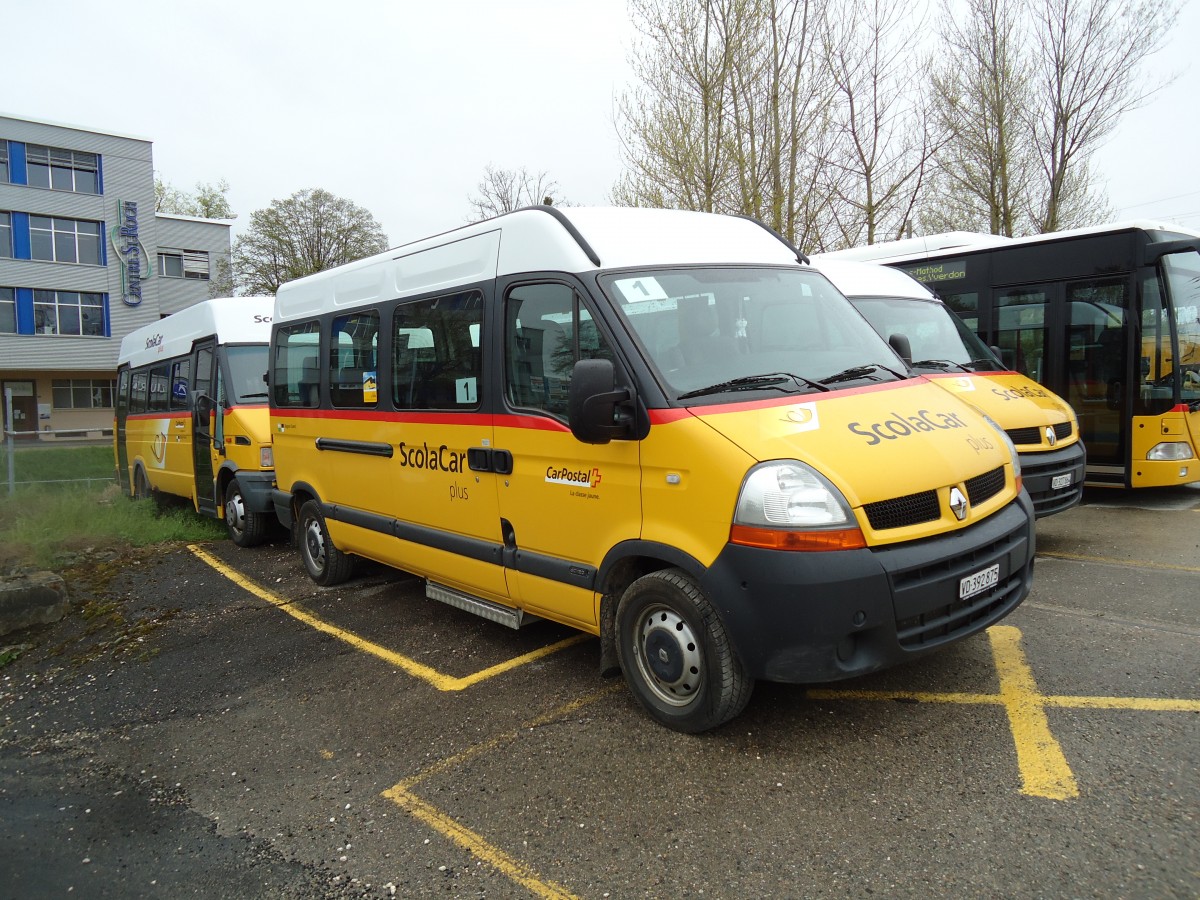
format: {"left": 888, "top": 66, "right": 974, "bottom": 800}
{"left": 615, "top": 568, "right": 753, "bottom": 733}
{"left": 133, "top": 466, "right": 152, "bottom": 500}
{"left": 225, "top": 478, "right": 268, "bottom": 547}
{"left": 298, "top": 500, "right": 353, "bottom": 586}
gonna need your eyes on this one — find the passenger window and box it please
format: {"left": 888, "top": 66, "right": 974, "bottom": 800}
{"left": 272, "top": 321, "right": 322, "bottom": 408}
{"left": 148, "top": 365, "right": 170, "bottom": 413}
{"left": 330, "top": 311, "right": 380, "bottom": 408}
{"left": 170, "top": 359, "right": 190, "bottom": 411}
{"left": 505, "top": 282, "right": 614, "bottom": 417}
{"left": 129, "top": 370, "right": 148, "bottom": 414}
{"left": 392, "top": 290, "right": 483, "bottom": 410}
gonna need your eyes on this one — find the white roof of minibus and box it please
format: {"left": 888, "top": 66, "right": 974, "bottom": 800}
{"left": 118, "top": 296, "right": 274, "bottom": 369}
{"left": 273, "top": 207, "right": 803, "bottom": 323}
{"left": 820, "top": 219, "right": 1200, "bottom": 265}
{"left": 808, "top": 257, "right": 937, "bottom": 301}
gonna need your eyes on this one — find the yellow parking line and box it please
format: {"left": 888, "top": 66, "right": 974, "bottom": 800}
{"left": 807, "top": 625, "right": 1199, "bottom": 801}
{"left": 1045, "top": 695, "right": 1200, "bottom": 712}
{"left": 1037, "top": 551, "right": 1200, "bottom": 574}
{"left": 987, "top": 625, "right": 1079, "bottom": 800}
{"left": 382, "top": 688, "right": 619, "bottom": 900}
{"left": 385, "top": 787, "right": 579, "bottom": 899}
{"left": 187, "top": 544, "right": 587, "bottom": 691}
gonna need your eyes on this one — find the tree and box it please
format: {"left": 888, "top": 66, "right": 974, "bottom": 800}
{"left": 925, "top": 0, "right": 1033, "bottom": 236}
{"left": 467, "top": 165, "right": 566, "bottom": 221}
{"left": 154, "top": 176, "right": 237, "bottom": 219}
{"left": 924, "top": 0, "right": 1175, "bottom": 236}
{"left": 1024, "top": 0, "right": 1175, "bottom": 232}
{"left": 233, "top": 189, "right": 388, "bottom": 296}
{"left": 821, "top": 0, "right": 941, "bottom": 246}
{"left": 613, "top": 0, "right": 844, "bottom": 250}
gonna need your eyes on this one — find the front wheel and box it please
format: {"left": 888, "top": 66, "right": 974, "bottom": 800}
{"left": 615, "top": 568, "right": 753, "bottom": 733}
{"left": 297, "top": 500, "right": 354, "bottom": 586}
{"left": 225, "top": 478, "right": 268, "bottom": 547}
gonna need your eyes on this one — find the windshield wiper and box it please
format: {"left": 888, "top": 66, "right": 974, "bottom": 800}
{"left": 820, "top": 363, "right": 906, "bottom": 385}
{"left": 677, "top": 372, "right": 831, "bottom": 401}
{"left": 237, "top": 392, "right": 269, "bottom": 400}
{"left": 910, "top": 358, "right": 974, "bottom": 374}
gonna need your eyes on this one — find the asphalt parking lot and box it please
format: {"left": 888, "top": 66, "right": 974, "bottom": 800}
{"left": 2, "top": 487, "right": 1198, "bottom": 899}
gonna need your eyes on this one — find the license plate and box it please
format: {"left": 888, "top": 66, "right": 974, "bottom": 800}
{"left": 1051, "top": 473, "right": 1073, "bottom": 489}
{"left": 959, "top": 563, "right": 1000, "bottom": 600}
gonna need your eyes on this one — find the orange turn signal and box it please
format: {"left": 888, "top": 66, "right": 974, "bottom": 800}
{"left": 729, "top": 524, "right": 867, "bottom": 551}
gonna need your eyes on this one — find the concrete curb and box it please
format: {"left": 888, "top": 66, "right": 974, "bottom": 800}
{"left": 0, "top": 572, "right": 69, "bottom": 637}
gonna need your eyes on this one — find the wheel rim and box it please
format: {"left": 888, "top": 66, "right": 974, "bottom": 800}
{"left": 303, "top": 516, "right": 326, "bottom": 573}
{"left": 225, "top": 491, "right": 246, "bottom": 536}
{"left": 633, "top": 604, "right": 703, "bottom": 707}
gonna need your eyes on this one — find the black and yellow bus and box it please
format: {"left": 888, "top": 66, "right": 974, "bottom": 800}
{"left": 827, "top": 221, "right": 1200, "bottom": 488}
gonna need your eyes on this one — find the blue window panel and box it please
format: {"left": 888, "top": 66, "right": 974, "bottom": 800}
{"left": 101, "top": 293, "right": 111, "bottom": 337}
{"left": 15, "top": 288, "right": 34, "bottom": 335}
{"left": 96, "top": 154, "right": 104, "bottom": 194}
{"left": 100, "top": 220, "right": 107, "bottom": 266}
{"left": 9, "top": 142, "right": 27, "bottom": 186}
{"left": 11, "top": 211, "right": 30, "bottom": 259}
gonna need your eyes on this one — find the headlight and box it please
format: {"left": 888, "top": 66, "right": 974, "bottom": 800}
{"left": 982, "top": 414, "right": 1021, "bottom": 478}
{"left": 735, "top": 461, "right": 853, "bottom": 528}
{"left": 1147, "top": 441, "right": 1193, "bottom": 461}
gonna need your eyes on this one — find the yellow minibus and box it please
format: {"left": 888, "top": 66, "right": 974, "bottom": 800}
{"left": 115, "top": 297, "right": 275, "bottom": 546}
{"left": 269, "top": 207, "right": 1036, "bottom": 732}
{"left": 812, "top": 258, "right": 1085, "bottom": 517}
{"left": 824, "top": 221, "right": 1200, "bottom": 488}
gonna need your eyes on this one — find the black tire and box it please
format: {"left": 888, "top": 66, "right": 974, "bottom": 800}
{"left": 615, "top": 568, "right": 753, "bottom": 733}
{"left": 133, "top": 466, "right": 153, "bottom": 500}
{"left": 297, "top": 500, "right": 354, "bottom": 586}
{"left": 225, "top": 478, "right": 268, "bottom": 547}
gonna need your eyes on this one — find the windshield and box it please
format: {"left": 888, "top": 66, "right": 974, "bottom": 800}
{"left": 848, "top": 296, "right": 999, "bottom": 372}
{"left": 600, "top": 267, "right": 906, "bottom": 401}
{"left": 1162, "top": 252, "right": 1200, "bottom": 406}
{"left": 224, "top": 344, "right": 270, "bottom": 404}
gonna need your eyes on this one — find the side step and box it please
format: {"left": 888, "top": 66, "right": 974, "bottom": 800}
{"left": 426, "top": 582, "right": 542, "bottom": 630}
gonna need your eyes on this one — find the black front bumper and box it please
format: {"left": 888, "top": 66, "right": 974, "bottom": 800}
{"left": 1020, "top": 442, "right": 1086, "bottom": 518}
{"left": 699, "top": 492, "right": 1036, "bottom": 684}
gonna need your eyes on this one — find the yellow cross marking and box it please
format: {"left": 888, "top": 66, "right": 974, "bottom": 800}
{"left": 188, "top": 544, "right": 587, "bottom": 691}
{"left": 807, "top": 624, "right": 1200, "bottom": 800}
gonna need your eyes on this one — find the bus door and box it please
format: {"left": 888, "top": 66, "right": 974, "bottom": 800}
{"left": 494, "top": 281, "right": 641, "bottom": 629}
{"left": 1063, "top": 278, "right": 1131, "bottom": 473}
{"left": 115, "top": 368, "right": 131, "bottom": 492}
{"left": 192, "top": 340, "right": 218, "bottom": 515}
{"left": 1156, "top": 251, "right": 1200, "bottom": 455}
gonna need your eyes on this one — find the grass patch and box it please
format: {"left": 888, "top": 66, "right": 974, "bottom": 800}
{"left": 0, "top": 443, "right": 116, "bottom": 486}
{"left": 0, "top": 481, "right": 226, "bottom": 573}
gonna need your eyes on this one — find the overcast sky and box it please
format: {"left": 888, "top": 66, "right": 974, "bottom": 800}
{"left": 6, "top": 0, "right": 1198, "bottom": 248}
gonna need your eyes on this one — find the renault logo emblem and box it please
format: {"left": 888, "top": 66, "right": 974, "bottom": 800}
{"left": 1045, "top": 425, "right": 1057, "bottom": 446}
{"left": 949, "top": 487, "right": 969, "bottom": 521}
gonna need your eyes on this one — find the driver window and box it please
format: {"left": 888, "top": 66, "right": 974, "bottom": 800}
{"left": 505, "top": 283, "right": 614, "bottom": 417}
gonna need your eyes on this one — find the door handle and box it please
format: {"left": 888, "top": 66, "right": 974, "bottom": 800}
{"left": 467, "top": 447, "right": 514, "bottom": 474}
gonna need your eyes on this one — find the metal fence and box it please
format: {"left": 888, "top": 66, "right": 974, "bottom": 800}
{"left": 3, "top": 388, "right": 116, "bottom": 494}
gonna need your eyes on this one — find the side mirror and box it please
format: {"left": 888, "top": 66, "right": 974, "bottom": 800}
{"left": 194, "top": 392, "right": 215, "bottom": 420}
{"left": 887, "top": 333, "right": 912, "bottom": 366}
{"left": 568, "top": 359, "right": 633, "bottom": 444}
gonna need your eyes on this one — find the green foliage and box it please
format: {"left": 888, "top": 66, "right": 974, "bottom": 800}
{"left": 234, "top": 188, "right": 389, "bottom": 296}
{"left": 154, "top": 175, "right": 237, "bottom": 219}
{"left": 0, "top": 443, "right": 115, "bottom": 485}
{"left": 0, "top": 482, "right": 225, "bottom": 573}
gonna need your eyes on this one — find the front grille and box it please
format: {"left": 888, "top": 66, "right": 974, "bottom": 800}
{"left": 965, "top": 466, "right": 1005, "bottom": 506}
{"left": 892, "top": 520, "right": 1029, "bottom": 649}
{"left": 1006, "top": 421, "right": 1074, "bottom": 445}
{"left": 864, "top": 490, "right": 940, "bottom": 530}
